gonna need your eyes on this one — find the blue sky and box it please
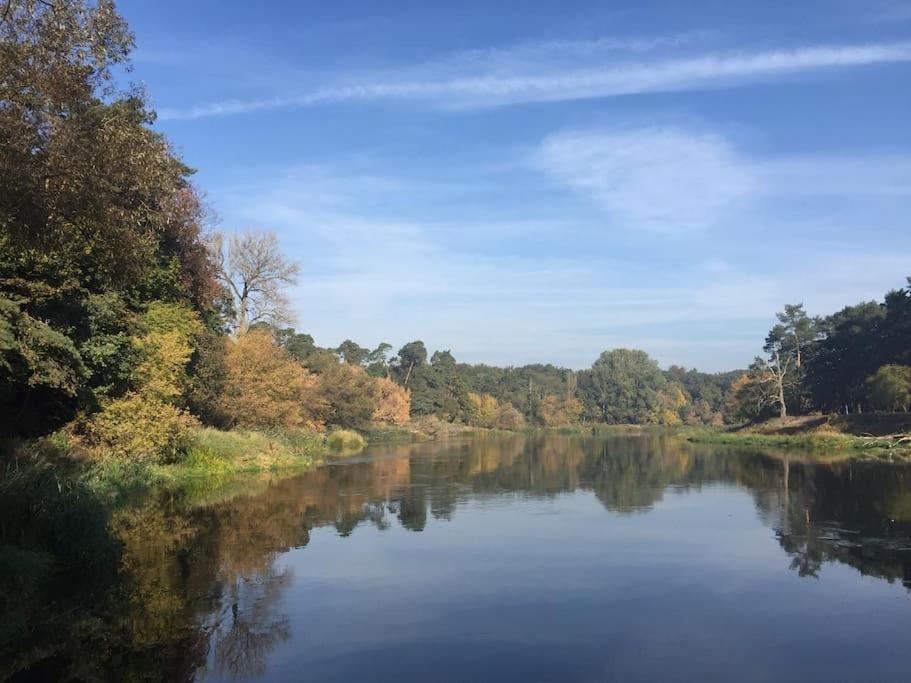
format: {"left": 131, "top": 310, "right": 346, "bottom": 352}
{"left": 120, "top": 0, "right": 911, "bottom": 371}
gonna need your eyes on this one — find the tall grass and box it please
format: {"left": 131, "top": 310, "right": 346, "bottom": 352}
{"left": 326, "top": 429, "right": 367, "bottom": 452}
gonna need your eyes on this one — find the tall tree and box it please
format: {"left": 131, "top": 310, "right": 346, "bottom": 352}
{"left": 772, "top": 304, "right": 818, "bottom": 369}
{"left": 335, "top": 339, "right": 370, "bottom": 366}
{"left": 1, "top": 0, "right": 216, "bottom": 435}
{"left": 393, "top": 341, "right": 427, "bottom": 387}
{"left": 584, "top": 349, "right": 666, "bottom": 424}
{"left": 210, "top": 231, "right": 299, "bottom": 334}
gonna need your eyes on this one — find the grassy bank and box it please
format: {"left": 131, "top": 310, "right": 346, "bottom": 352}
{"left": 683, "top": 427, "right": 911, "bottom": 457}
{"left": 6, "top": 425, "right": 372, "bottom": 499}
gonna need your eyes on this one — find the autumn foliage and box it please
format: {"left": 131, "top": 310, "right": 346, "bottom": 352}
{"left": 536, "top": 395, "right": 583, "bottom": 427}
{"left": 218, "top": 331, "right": 326, "bottom": 430}
{"left": 372, "top": 377, "right": 411, "bottom": 426}
{"left": 468, "top": 392, "right": 525, "bottom": 430}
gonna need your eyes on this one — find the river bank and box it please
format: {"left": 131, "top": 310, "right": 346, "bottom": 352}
{"left": 683, "top": 414, "right": 911, "bottom": 458}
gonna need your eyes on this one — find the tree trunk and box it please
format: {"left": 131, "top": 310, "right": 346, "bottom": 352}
{"left": 774, "top": 348, "right": 787, "bottom": 419}
{"left": 403, "top": 360, "right": 415, "bottom": 387}
{"left": 237, "top": 295, "right": 249, "bottom": 334}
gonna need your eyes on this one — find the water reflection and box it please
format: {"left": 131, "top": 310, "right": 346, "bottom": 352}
{"left": 4, "top": 432, "right": 911, "bottom": 681}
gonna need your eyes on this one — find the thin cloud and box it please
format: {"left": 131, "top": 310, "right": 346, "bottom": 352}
{"left": 158, "top": 41, "right": 911, "bottom": 120}
{"left": 536, "top": 127, "right": 754, "bottom": 234}
{"left": 535, "top": 126, "right": 911, "bottom": 234}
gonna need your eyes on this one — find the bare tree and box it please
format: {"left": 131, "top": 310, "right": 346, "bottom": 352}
{"left": 210, "top": 231, "right": 299, "bottom": 334}
{"left": 753, "top": 343, "right": 796, "bottom": 419}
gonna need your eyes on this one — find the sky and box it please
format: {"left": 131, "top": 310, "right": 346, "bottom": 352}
{"left": 119, "top": 0, "right": 911, "bottom": 371}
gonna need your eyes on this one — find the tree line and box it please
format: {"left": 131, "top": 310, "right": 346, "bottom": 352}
{"left": 0, "top": 0, "right": 744, "bottom": 465}
{"left": 730, "top": 281, "right": 911, "bottom": 420}
{"left": 3, "top": 1, "right": 906, "bottom": 470}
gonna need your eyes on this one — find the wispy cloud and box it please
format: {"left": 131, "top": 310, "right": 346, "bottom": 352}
{"left": 158, "top": 41, "right": 911, "bottom": 120}
{"left": 534, "top": 125, "right": 911, "bottom": 234}
{"left": 536, "top": 127, "right": 753, "bottom": 234}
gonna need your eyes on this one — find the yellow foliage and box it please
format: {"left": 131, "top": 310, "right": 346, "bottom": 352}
{"left": 649, "top": 384, "right": 689, "bottom": 425}
{"left": 469, "top": 392, "right": 525, "bottom": 430}
{"left": 83, "top": 392, "right": 198, "bottom": 464}
{"left": 217, "top": 331, "right": 326, "bottom": 430}
{"left": 132, "top": 302, "right": 203, "bottom": 403}
{"left": 371, "top": 376, "right": 411, "bottom": 426}
{"left": 537, "top": 395, "right": 584, "bottom": 427}
{"left": 468, "top": 392, "right": 501, "bottom": 428}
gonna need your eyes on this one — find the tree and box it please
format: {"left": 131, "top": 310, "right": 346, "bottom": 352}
{"left": 335, "top": 339, "right": 370, "bottom": 366}
{"left": 866, "top": 365, "right": 911, "bottom": 412}
{"left": 217, "top": 331, "right": 325, "bottom": 429}
{"left": 365, "top": 343, "right": 393, "bottom": 378}
{"left": 211, "top": 231, "right": 299, "bottom": 334}
{"left": 271, "top": 327, "right": 316, "bottom": 362}
{"left": 772, "top": 304, "right": 818, "bottom": 369}
{"left": 804, "top": 301, "right": 886, "bottom": 413}
{"left": 883, "top": 278, "right": 911, "bottom": 366}
{"left": 393, "top": 341, "right": 427, "bottom": 387}
{"left": 372, "top": 377, "right": 410, "bottom": 426}
{"left": 756, "top": 342, "right": 795, "bottom": 419}
{"left": 536, "top": 394, "right": 583, "bottom": 427}
{"left": 585, "top": 349, "right": 667, "bottom": 424}
{"left": 317, "top": 362, "right": 377, "bottom": 428}
{"left": 468, "top": 393, "right": 501, "bottom": 428}
{"left": 496, "top": 402, "right": 526, "bottom": 430}
{"left": 1, "top": 0, "right": 217, "bottom": 435}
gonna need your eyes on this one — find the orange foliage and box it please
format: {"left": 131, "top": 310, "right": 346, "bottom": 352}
{"left": 536, "top": 395, "right": 583, "bottom": 427}
{"left": 372, "top": 377, "right": 411, "bottom": 426}
{"left": 218, "top": 331, "right": 326, "bottom": 429}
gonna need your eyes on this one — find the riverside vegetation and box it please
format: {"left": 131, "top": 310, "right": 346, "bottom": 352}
{"left": 2, "top": 2, "right": 911, "bottom": 670}
{"left": 2, "top": 0, "right": 910, "bottom": 518}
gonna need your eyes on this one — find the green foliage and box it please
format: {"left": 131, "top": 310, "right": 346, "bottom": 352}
{"left": 318, "top": 361, "right": 378, "bottom": 428}
{"left": 584, "top": 349, "right": 667, "bottom": 423}
{"left": 0, "top": 0, "right": 217, "bottom": 438}
{"left": 866, "top": 365, "right": 911, "bottom": 412}
{"left": 335, "top": 339, "right": 370, "bottom": 365}
{"left": 0, "top": 297, "right": 87, "bottom": 397}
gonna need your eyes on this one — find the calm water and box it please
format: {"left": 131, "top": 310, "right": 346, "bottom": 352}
{"left": 7, "top": 433, "right": 911, "bottom": 681}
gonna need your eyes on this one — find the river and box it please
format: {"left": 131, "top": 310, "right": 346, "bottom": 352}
{"left": 6, "top": 432, "right": 911, "bottom": 681}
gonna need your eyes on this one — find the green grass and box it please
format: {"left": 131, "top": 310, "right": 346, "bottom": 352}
{"left": 326, "top": 429, "right": 367, "bottom": 452}
{"left": 82, "top": 427, "right": 329, "bottom": 497}
{"left": 682, "top": 428, "right": 910, "bottom": 456}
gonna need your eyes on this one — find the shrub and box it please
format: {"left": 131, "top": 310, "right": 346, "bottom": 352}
{"left": 326, "top": 429, "right": 367, "bottom": 452}
{"left": 83, "top": 393, "right": 198, "bottom": 464}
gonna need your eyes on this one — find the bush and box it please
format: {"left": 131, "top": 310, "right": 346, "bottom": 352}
{"left": 82, "top": 393, "right": 198, "bottom": 464}
{"left": 326, "top": 429, "right": 367, "bottom": 452}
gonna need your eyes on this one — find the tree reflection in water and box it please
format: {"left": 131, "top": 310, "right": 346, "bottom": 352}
{"left": 4, "top": 432, "right": 911, "bottom": 680}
